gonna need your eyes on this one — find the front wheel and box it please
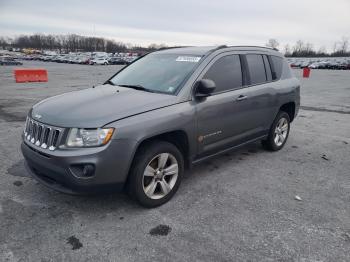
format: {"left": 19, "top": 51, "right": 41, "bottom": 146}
{"left": 262, "top": 111, "right": 290, "bottom": 151}
{"left": 128, "top": 141, "right": 184, "bottom": 208}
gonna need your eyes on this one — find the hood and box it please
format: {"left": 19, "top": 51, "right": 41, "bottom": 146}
{"left": 31, "top": 85, "right": 178, "bottom": 128}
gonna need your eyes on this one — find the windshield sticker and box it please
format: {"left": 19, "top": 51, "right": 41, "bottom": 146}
{"left": 176, "top": 56, "right": 201, "bottom": 63}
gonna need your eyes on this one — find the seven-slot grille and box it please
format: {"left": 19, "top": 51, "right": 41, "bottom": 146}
{"left": 24, "top": 117, "right": 64, "bottom": 151}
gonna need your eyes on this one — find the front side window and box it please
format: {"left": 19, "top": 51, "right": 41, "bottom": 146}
{"left": 203, "top": 55, "right": 242, "bottom": 93}
{"left": 110, "top": 53, "right": 202, "bottom": 94}
{"left": 246, "top": 54, "right": 267, "bottom": 85}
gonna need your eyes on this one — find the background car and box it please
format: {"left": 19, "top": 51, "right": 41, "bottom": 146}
{"left": 108, "top": 57, "right": 127, "bottom": 65}
{"left": 89, "top": 57, "right": 109, "bottom": 65}
{"left": 0, "top": 57, "right": 23, "bottom": 65}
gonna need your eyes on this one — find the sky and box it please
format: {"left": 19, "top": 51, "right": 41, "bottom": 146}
{"left": 0, "top": 0, "right": 349, "bottom": 51}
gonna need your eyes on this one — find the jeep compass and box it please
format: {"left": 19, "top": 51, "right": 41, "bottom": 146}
{"left": 21, "top": 46, "right": 300, "bottom": 207}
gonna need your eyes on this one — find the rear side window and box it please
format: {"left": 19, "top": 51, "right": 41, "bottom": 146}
{"left": 203, "top": 55, "right": 242, "bottom": 93}
{"left": 263, "top": 55, "right": 272, "bottom": 81}
{"left": 269, "top": 56, "right": 283, "bottom": 80}
{"left": 246, "top": 54, "right": 267, "bottom": 85}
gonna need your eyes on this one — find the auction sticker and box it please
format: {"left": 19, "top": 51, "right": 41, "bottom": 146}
{"left": 176, "top": 56, "right": 201, "bottom": 62}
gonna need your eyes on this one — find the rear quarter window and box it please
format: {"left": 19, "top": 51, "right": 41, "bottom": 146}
{"left": 269, "top": 56, "right": 283, "bottom": 80}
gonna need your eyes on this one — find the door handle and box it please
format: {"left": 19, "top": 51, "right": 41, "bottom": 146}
{"left": 236, "top": 95, "right": 248, "bottom": 101}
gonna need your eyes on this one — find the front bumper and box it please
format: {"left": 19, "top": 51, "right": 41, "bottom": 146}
{"left": 21, "top": 139, "right": 136, "bottom": 195}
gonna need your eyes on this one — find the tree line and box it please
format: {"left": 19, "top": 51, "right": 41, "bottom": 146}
{"left": 266, "top": 37, "right": 349, "bottom": 57}
{"left": 0, "top": 34, "right": 167, "bottom": 53}
{"left": 0, "top": 33, "right": 349, "bottom": 57}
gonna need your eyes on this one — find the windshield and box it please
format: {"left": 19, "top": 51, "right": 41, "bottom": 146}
{"left": 110, "top": 53, "right": 202, "bottom": 94}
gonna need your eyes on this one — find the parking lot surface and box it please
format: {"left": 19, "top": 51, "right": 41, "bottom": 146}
{"left": 0, "top": 62, "right": 349, "bottom": 261}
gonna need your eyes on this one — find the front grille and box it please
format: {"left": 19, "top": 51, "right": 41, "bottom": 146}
{"left": 24, "top": 117, "right": 65, "bottom": 151}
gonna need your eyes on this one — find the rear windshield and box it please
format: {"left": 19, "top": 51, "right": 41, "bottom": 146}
{"left": 110, "top": 53, "right": 202, "bottom": 94}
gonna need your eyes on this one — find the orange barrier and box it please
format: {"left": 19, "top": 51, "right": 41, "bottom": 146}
{"left": 14, "top": 69, "right": 48, "bottom": 83}
{"left": 303, "top": 67, "right": 311, "bottom": 78}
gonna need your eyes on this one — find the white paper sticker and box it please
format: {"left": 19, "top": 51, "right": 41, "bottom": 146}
{"left": 176, "top": 56, "right": 201, "bottom": 63}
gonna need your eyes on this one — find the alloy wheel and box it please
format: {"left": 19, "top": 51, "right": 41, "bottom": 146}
{"left": 274, "top": 117, "right": 289, "bottom": 146}
{"left": 142, "top": 153, "right": 179, "bottom": 200}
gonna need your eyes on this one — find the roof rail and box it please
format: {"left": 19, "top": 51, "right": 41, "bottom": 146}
{"left": 227, "top": 45, "right": 279, "bottom": 51}
{"left": 214, "top": 45, "right": 228, "bottom": 50}
{"left": 157, "top": 46, "right": 192, "bottom": 51}
{"left": 204, "top": 45, "right": 228, "bottom": 56}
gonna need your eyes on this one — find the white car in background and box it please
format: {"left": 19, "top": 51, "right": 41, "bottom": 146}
{"left": 90, "top": 57, "right": 109, "bottom": 65}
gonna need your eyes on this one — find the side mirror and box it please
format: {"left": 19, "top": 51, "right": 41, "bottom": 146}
{"left": 194, "top": 79, "right": 216, "bottom": 98}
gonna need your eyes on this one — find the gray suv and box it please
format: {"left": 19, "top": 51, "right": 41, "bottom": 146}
{"left": 21, "top": 46, "right": 300, "bottom": 207}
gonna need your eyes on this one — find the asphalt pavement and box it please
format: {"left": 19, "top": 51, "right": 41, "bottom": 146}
{"left": 0, "top": 62, "right": 349, "bottom": 261}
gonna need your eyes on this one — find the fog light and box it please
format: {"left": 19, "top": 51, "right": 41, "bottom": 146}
{"left": 82, "top": 164, "right": 95, "bottom": 177}
{"left": 70, "top": 164, "right": 95, "bottom": 178}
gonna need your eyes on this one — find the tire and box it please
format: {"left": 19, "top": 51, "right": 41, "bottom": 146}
{"left": 262, "top": 111, "right": 290, "bottom": 151}
{"left": 128, "top": 141, "right": 184, "bottom": 208}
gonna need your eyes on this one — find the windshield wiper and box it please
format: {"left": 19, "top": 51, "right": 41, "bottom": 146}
{"left": 117, "top": 84, "right": 154, "bottom": 93}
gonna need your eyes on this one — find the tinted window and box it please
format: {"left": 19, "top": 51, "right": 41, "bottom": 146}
{"left": 246, "top": 54, "right": 267, "bottom": 85}
{"left": 111, "top": 53, "right": 201, "bottom": 94}
{"left": 269, "top": 56, "right": 283, "bottom": 80}
{"left": 203, "top": 55, "right": 242, "bottom": 93}
{"left": 263, "top": 55, "right": 272, "bottom": 81}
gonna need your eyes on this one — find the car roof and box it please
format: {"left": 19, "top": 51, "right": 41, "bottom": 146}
{"left": 154, "top": 45, "right": 282, "bottom": 56}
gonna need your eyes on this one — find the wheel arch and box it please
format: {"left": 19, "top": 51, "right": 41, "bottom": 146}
{"left": 132, "top": 130, "right": 191, "bottom": 169}
{"left": 279, "top": 102, "right": 296, "bottom": 122}
{"left": 123, "top": 129, "right": 191, "bottom": 191}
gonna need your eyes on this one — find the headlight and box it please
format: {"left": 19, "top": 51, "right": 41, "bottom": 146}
{"left": 66, "top": 128, "right": 114, "bottom": 147}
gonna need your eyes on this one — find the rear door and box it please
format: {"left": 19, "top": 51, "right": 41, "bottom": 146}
{"left": 195, "top": 52, "right": 278, "bottom": 158}
{"left": 241, "top": 53, "right": 277, "bottom": 131}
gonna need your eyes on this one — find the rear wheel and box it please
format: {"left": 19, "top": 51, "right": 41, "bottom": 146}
{"left": 262, "top": 111, "right": 290, "bottom": 151}
{"left": 128, "top": 141, "right": 184, "bottom": 208}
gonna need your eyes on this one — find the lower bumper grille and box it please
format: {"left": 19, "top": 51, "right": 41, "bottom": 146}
{"left": 24, "top": 117, "right": 65, "bottom": 151}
